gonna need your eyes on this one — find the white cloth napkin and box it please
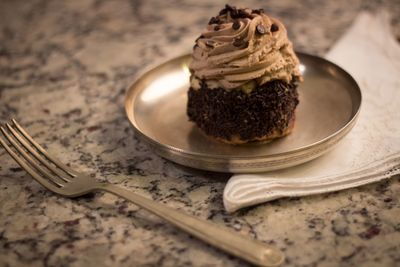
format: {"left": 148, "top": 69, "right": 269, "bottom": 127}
{"left": 223, "top": 11, "right": 400, "bottom": 212}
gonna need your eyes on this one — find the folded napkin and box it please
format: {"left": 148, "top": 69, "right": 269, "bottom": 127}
{"left": 224, "top": 11, "right": 400, "bottom": 212}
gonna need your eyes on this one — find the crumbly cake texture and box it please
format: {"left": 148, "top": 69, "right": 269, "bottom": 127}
{"left": 187, "top": 79, "right": 299, "bottom": 144}
{"left": 187, "top": 5, "right": 302, "bottom": 144}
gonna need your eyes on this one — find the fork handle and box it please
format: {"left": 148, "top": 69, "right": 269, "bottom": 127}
{"left": 97, "top": 183, "right": 284, "bottom": 267}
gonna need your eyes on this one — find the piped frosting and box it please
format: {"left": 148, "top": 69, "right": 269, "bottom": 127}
{"left": 189, "top": 5, "right": 302, "bottom": 90}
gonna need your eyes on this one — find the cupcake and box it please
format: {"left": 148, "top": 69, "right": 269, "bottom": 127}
{"left": 187, "top": 5, "right": 303, "bottom": 144}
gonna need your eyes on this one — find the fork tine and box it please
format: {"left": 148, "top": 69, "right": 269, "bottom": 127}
{"left": 0, "top": 135, "right": 63, "bottom": 192}
{"left": 12, "top": 119, "right": 76, "bottom": 177}
{"left": 6, "top": 123, "right": 71, "bottom": 182}
{"left": 0, "top": 127, "right": 65, "bottom": 187}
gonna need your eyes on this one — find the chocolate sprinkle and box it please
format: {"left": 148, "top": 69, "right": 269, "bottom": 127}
{"left": 271, "top": 23, "right": 279, "bottom": 32}
{"left": 253, "top": 8, "right": 264, "bottom": 14}
{"left": 232, "top": 37, "right": 244, "bottom": 47}
{"left": 225, "top": 4, "right": 236, "bottom": 12}
{"left": 238, "top": 9, "right": 253, "bottom": 19}
{"left": 214, "top": 25, "right": 220, "bottom": 31}
{"left": 217, "top": 6, "right": 266, "bottom": 20}
{"left": 232, "top": 21, "right": 240, "bottom": 30}
{"left": 208, "top": 16, "right": 219, "bottom": 25}
{"left": 216, "top": 6, "right": 263, "bottom": 22}
{"left": 223, "top": 4, "right": 249, "bottom": 19}
{"left": 256, "top": 24, "right": 266, "bottom": 35}
{"left": 230, "top": 8, "right": 239, "bottom": 18}
{"left": 219, "top": 8, "right": 228, "bottom": 15}
{"left": 187, "top": 79, "right": 299, "bottom": 141}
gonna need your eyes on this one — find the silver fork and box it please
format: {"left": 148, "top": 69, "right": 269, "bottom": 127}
{"left": 0, "top": 119, "right": 284, "bottom": 267}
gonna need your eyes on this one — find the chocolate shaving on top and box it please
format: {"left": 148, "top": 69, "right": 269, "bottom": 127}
{"left": 232, "top": 20, "right": 241, "bottom": 30}
{"left": 256, "top": 24, "right": 266, "bottom": 35}
{"left": 232, "top": 37, "right": 246, "bottom": 47}
{"left": 190, "top": 6, "right": 302, "bottom": 90}
{"left": 271, "top": 23, "right": 279, "bottom": 32}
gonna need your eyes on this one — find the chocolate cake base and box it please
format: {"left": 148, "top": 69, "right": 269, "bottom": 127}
{"left": 187, "top": 79, "right": 299, "bottom": 144}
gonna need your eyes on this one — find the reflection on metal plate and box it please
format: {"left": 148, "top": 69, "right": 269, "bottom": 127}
{"left": 125, "top": 53, "right": 362, "bottom": 173}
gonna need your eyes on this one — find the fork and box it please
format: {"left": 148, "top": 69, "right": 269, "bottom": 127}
{"left": 0, "top": 119, "right": 284, "bottom": 267}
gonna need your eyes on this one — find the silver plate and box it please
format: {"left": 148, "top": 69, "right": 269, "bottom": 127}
{"left": 125, "top": 53, "right": 362, "bottom": 173}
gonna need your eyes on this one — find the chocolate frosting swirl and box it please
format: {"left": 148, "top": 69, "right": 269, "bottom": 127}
{"left": 189, "top": 7, "right": 302, "bottom": 90}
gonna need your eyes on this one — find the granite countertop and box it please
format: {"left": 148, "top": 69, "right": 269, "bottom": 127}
{"left": 1, "top": 1, "right": 400, "bottom": 266}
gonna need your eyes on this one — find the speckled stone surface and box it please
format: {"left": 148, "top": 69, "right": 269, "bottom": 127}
{"left": 1, "top": 1, "right": 400, "bottom": 267}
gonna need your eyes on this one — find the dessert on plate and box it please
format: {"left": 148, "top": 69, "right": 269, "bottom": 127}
{"left": 187, "top": 4, "right": 303, "bottom": 144}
